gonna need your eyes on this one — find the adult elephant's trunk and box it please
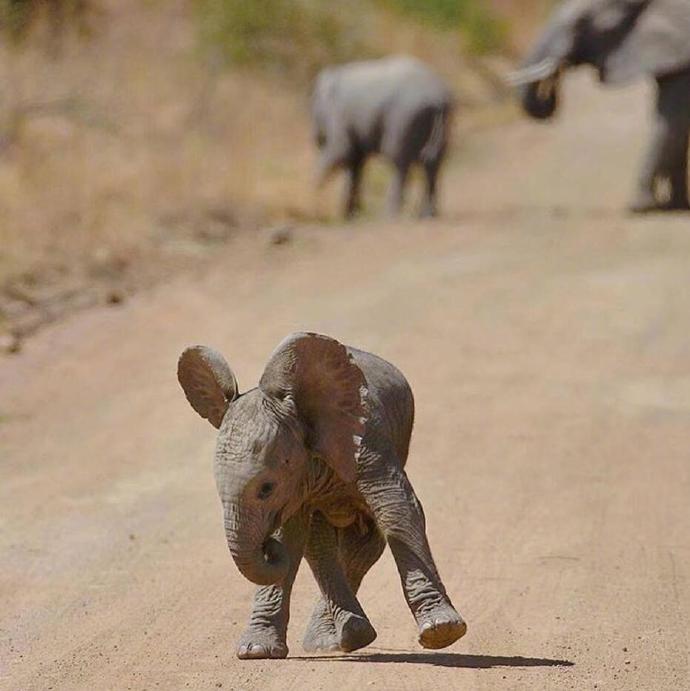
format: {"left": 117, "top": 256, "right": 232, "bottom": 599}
{"left": 507, "top": 54, "right": 562, "bottom": 121}
{"left": 519, "top": 75, "right": 560, "bottom": 120}
{"left": 223, "top": 503, "right": 289, "bottom": 586}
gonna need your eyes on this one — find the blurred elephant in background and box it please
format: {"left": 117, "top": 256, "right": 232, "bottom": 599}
{"left": 177, "top": 332, "right": 466, "bottom": 659}
{"left": 511, "top": 0, "right": 690, "bottom": 212}
{"left": 312, "top": 55, "right": 454, "bottom": 219}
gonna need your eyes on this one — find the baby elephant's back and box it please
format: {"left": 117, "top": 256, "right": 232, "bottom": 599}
{"left": 347, "top": 347, "right": 415, "bottom": 467}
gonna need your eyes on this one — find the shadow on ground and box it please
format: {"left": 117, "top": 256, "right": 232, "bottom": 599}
{"left": 291, "top": 652, "right": 574, "bottom": 669}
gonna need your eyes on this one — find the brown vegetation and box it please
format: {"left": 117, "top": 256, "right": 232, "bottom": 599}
{"left": 0, "top": 0, "right": 526, "bottom": 344}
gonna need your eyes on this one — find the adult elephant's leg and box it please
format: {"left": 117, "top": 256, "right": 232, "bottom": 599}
{"left": 302, "top": 511, "right": 377, "bottom": 653}
{"left": 236, "top": 511, "right": 307, "bottom": 659}
{"left": 631, "top": 91, "right": 669, "bottom": 212}
{"left": 632, "top": 74, "right": 690, "bottom": 212}
{"left": 358, "top": 458, "right": 466, "bottom": 650}
{"left": 344, "top": 155, "right": 365, "bottom": 220}
{"left": 303, "top": 518, "right": 385, "bottom": 652}
{"left": 661, "top": 72, "right": 690, "bottom": 210}
{"left": 670, "top": 131, "right": 690, "bottom": 210}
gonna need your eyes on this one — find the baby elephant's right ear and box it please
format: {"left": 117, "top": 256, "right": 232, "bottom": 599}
{"left": 177, "top": 346, "right": 239, "bottom": 428}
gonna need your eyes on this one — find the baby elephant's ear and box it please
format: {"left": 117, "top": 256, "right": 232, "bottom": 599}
{"left": 259, "top": 333, "right": 367, "bottom": 484}
{"left": 177, "top": 346, "right": 239, "bottom": 429}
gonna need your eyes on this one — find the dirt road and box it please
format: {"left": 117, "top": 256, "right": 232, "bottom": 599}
{"left": 2, "top": 73, "right": 690, "bottom": 690}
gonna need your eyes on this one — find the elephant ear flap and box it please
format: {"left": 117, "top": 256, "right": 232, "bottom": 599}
{"left": 259, "top": 333, "right": 367, "bottom": 484}
{"left": 177, "top": 346, "right": 239, "bottom": 429}
{"left": 597, "top": 0, "right": 690, "bottom": 84}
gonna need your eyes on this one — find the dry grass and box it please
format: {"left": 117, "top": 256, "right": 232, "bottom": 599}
{"left": 0, "top": 0, "right": 318, "bottom": 286}
{"left": 0, "top": 0, "right": 526, "bottom": 340}
{"left": 488, "top": 0, "right": 556, "bottom": 52}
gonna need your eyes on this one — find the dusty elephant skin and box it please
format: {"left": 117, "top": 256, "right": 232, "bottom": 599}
{"left": 177, "top": 332, "right": 466, "bottom": 659}
{"left": 511, "top": 0, "right": 690, "bottom": 212}
{"left": 312, "top": 56, "right": 454, "bottom": 220}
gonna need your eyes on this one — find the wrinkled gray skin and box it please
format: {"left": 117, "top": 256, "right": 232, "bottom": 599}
{"left": 312, "top": 55, "right": 454, "bottom": 219}
{"left": 513, "top": 0, "right": 690, "bottom": 212}
{"left": 178, "top": 332, "right": 466, "bottom": 659}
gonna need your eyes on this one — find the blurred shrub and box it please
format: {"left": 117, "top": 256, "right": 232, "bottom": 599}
{"left": 0, "top": 0, "right": 94, "bottom": 44}
{"left": 376, "top": 0, "right": 507, "bottom": 54}
{"left": 195, "top": 0, "right": 368, "bottom": 80}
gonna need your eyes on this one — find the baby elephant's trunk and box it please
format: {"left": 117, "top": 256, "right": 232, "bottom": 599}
{"left": 223, "top": 503, "right": 289, "bottom": 586}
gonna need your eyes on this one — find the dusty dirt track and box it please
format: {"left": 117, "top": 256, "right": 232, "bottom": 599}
{"left": 2, "top": 74, "right": 690, "bottom": 690}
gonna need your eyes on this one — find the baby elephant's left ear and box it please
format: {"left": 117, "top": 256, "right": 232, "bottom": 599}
{"left": 177, "top": 346, "right": 239, "bottom": 428}
{"left": 259, "top": 333, "right": 368, "bottom": 484}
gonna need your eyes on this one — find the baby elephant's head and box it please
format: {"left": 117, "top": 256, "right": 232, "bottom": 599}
{"left": 177, "top": 332, "right": 367, "bottom": 586}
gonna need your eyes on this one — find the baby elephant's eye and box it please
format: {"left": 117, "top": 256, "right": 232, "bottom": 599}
{"left": 257, "top": 482, "right": 275, "bottom": 500}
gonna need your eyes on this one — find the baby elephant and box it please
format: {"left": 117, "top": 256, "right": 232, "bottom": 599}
{"left": 178, "top": 332, "right": 466, "bottom": 659}
{"left": 312, "top": 55, "right": 454, "bottom": 219}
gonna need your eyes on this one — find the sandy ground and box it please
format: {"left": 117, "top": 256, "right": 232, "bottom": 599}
{"left": 1, "top": 72, "right": 690, "bottom": 690}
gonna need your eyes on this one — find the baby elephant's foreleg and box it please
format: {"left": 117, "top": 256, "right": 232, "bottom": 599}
{"left": 236, "top": 513, "right": 306, "bottom": 659}
{"left": 361, "top": 464, "right": 467, "bottom": 649}
{"left": 303, "top": 511, "right": 377, "bottom": 653}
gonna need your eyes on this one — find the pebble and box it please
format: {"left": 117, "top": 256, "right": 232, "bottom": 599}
{"left": 265, "top": 224, "right": 294, "bottom": 246}
{"left": 0, "top": 332, "right": 21, "bottom": 354}
{"left": 106, "top": 289, "right": 125, "bottom": 306}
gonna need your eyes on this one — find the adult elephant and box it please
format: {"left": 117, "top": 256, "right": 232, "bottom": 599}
{"left": 510, "top": 0, "right": 690, "bottom": 212}
{"left": 312, "top": 55, "right": 454, "bottom": 219}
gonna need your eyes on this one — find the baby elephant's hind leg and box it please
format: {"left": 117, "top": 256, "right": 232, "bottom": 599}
{"left": 340, "top": 517, "right": 386, "bottom": 593}
{"left": 303, "top": 514, "right": 383, "bottom": 653}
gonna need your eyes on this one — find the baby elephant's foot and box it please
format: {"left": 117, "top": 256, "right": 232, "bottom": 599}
{"left": 236, "top": 625, "right": 288, "bottom": 660}
{"left": 417, "top": 603, "right": 467, "bottom": 650}
{"left": 303, "top": 604, "right": 376, "bottom": 653}
{"left": 338, "top": 612, "right": 377, "bottom": 653}
{"left": 302, "top": 611, "right": 339, "bottom": 653}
